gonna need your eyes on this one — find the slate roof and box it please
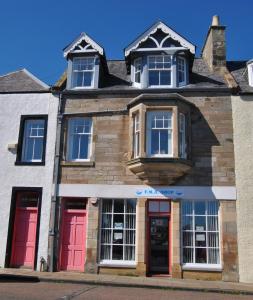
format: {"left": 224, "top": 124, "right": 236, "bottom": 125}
{"left": 0, "top": 69, "right": 49, "bottom": 92}
{"left": 227, "top": 61, "right": 253, "bottom": 93}
{"left": 56, "top": 58, "right": 227, "bottom": 91}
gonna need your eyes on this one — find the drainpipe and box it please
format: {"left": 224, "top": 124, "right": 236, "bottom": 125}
{"left": 48, "top": 91, "right": 63, "bottom": 272}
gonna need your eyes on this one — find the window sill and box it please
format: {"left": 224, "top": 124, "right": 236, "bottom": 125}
{"left": 99, "top": 262, "right": 136, "bottom": 269}
{"left": 182, "top": 265, "right": 222, "bottom": 272}
{"left": 15, "top": 161, "right": 45, "bottom": 166}
{"left": 61, "top": 161, "right": 95, "bottom": 167}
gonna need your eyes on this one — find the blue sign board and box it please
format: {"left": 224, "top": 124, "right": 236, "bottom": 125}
{"left": 135, "top": 188, "right": 183, "bottom": 198}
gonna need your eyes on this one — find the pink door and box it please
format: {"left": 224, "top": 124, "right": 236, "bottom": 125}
{"left": 60, "top": 202, "right": 86, "bottom": 271}
{"left": 10, "top": 193, "right": 39, "bottom": 268}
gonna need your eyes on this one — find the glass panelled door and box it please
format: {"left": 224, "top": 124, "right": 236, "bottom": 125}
{"left": 148, "top": 200, "right": 171, "bottom": 274}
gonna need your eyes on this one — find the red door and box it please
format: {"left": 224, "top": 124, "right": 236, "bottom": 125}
{"left": 10, "top": 193, "right": 39, "bottom": 268}
{"left": 60, "top": 199, "right": 86, "bottom": 271}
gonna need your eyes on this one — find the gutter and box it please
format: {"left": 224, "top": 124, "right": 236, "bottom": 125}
{"left": 48, "top": 92, "right": 63, "bottom": 272}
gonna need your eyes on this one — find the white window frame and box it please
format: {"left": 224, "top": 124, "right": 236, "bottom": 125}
{"left": 71, "top": 57, "right": 95, "bottom": 89}
{"left": 67, "top": 117, "right": 92, "bottom": 162}
{"left": 99, "top": 199, "right": 136, "bottom": 266}
{"left": 248, "top": 63, "right": 253, "bottom": 87}
{"left": 179, "top": 113, "right": 186, "bottom": 159}
{"left": 147, "top": 111, "right": 173, "bottom": 158}
{"left": 178, "top": 56, "right": 187, "bottom": 87}
{"left": 181, "top": 200, "right": 222, "bottom": 270}
{"left": 133, "top": 58, "right": 142, "bottom": 87}
{"left": 148, "top": 55, "right": 172, "bottom": 88}
{"left": 133, "top": 113, "right": 140, "bottom": 158}
{"left": 21, "top": 119, "right": 45, "bottom": 162}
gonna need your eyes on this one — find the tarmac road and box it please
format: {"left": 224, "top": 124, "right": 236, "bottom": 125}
{"left": 0, "top": 281, "right": 252, "bottom": 300}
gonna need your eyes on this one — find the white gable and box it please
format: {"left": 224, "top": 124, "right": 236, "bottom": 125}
{"left": 63, "top": 32, "right": 104, "bottom": 58}
{"left": 125, "top": 21, "right": 196, "bottom": 57}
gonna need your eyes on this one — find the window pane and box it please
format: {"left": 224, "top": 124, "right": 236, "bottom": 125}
{"left": 182, "top": 201, "right": 193, "bottom": 215}
{"left": 196, "top": 248, "right": 207, "bottom": 263}
{"left": 149, "top": 201, "right": 159, "bottom": 212}
{"left": 79, "top": 135, "right": 90, "bottom": 159}
{"left": 182, "top": 215, "right": 193, "bottom": 230}
{"left": 195, "top": 201, "right": 206, "bottom": 215}
{"left": 126, "top": 214, "right": 136, "bottom": 229}
{"left": 207, "top": 216, "right": 218, "bottom": 231}
{"left": 101, "top": 229, "right": 111, "bottom": 243}
{"left": 23, "top": 138, "right": 34, "bottom": 161}
{"left": 71, "top": 135, "right": 80, "bottom": 160}
{"left": 195, "top": 216, "right": 206, "bottom": 231}
{"left": 160, "top": 71, "right": 171, "bottom": 85}
{"left": 149, "top": 70, "right": 159, "bottom": 85}
{"left": 208, "top": 232, "right": 219, "bottom": 248}
{"left": 102, "top": 214, "right": 112, "bottom": 228}
{"left": 126, "top": 199, "right": 136, "bottom": 214}
{"left": 195, "top": 232, "right": 206, "bottom": 247}
{"left": 113, "top": 214, "right": 124, "bottom": 228}
{"left": 113, "top": 230, "right": 123, "bottom": 244}
{"left": 83, "top": 72, "right": 93, "bottom": 86}
{"left": 72, "top": 72, "right": 83, "bottom": 88}
{"left": 112, "top": 245, "right": 123, "bottom": 260}
{"left": 151, "top": 130, "right": 159, "bottom": 155}
{"left": 160, "top": 201, "right": 170, "bottom": 212}
{"left": 207, "top": 201, "right": 218, "bottom": 215}
{"left": 183, "top": 232, "right": 193, "bottom": 247}
{"left": 33, "top": 138, "right": 43, "bottom": 160}
{"left": 183, "top": 248, "right": 194, "bottom": 263}
{"left": 101, "top": 245, "right": 111, "bottom": 260}
{"left": 102, "top": 199, "right": 112, "bottom": 213}
{"left": 208, "top": 248, "right": 220, "bottom": 264}
{"left": 124, "top": 246, "right": 135, "bottom": 261}
{"left": 160, "top": 129, "right": 169, "bottom": 155}
{"left": 113, "top": 200, "right": 124, "bottom": 213}
{"left": 125, "top": 230, "right": 135, "bottom": 245}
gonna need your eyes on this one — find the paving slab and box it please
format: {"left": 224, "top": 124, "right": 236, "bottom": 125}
{"left": 0, "top": 268, "right": 253, "bottom": 295}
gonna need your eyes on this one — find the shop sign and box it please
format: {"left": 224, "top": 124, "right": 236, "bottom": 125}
{"left": 135, "top": 187, "right": 183, "bottom": 198}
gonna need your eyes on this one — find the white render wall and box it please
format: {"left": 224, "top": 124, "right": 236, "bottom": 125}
{"left": 232, "top": 95, "right": 253, "bottom": 283}
{"left": 0, "top": 93, "right": 58, "bottom": 270}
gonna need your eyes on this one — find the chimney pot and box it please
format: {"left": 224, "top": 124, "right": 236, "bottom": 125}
{"left": 212, "top": 15, "right": 220, "bottom": 26}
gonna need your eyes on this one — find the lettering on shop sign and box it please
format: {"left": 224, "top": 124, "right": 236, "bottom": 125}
{"left": 135, "top": 188, "right": 183, "bottom": 198}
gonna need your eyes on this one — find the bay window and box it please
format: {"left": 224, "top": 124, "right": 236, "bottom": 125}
{"left": 72, "top": 57, "right": 95, "bottom": 88}
{"left": 182, "top": 200, "right": 220, "bottom": 267}
{"left": 179, "top": 113, "right": 186, "bottom": 158}
{"left": 100, "top": 199, "right": 136, "bottom": 264}
{"left": 148, "top": 55, "right": 172, "bottom": 87}
{"left": 147, "top": 111, "right": 172, "bottom": 157}
{"left": 133, "top": 113, "right": 140, "bottom": 158}
{"left": 67, "top": 117, "right": 92, "bottom": 161}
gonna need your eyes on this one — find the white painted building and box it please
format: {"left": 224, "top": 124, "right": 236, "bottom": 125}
{"left": 0, "top": 69, "right": 58, "bottom": 270}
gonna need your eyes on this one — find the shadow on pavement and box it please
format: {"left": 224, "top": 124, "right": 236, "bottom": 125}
{"left": 0, "top": 274, "right": 40, "bottom": 283}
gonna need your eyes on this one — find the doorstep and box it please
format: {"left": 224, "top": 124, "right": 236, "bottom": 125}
{"left": 0, "top": 268, "right": 253, "bottom": 296}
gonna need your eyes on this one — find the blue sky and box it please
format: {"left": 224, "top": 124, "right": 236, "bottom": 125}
{"left": 0, "top": 0, "right": 252, "bottom": 85}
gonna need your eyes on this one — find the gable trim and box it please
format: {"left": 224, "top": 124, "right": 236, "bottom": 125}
{"left": 125, "top": 21, "right": 196, "bottom": 57}
{"left": 63, "top": 33, "right": 104, "bottom": 58}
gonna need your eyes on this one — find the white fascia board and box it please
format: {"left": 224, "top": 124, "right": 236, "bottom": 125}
{"left": 63, "top": 32, "right": 104, "bottom": 58}
{"left": 58, "top": 184, "right": 236, "bottom": 201}
{"left": 125, "top": 21, "right": 196, "bottom": 57}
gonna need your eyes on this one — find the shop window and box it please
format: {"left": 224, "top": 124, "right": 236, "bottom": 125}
{"left": 181, "top": 200, "right": 220, "bottom": 267}
{"left": 147, "top": 111, "right": 173, "bottom": 157}
{"left": 100, "top": 199, "right": 136, "bottom": 264}
{"left": 67, "top": 117, "right": 92, "bottom": 161}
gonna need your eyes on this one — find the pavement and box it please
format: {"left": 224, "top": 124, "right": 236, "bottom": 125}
{"left": 0, "top": 268, "right": 253, "bottom": 296}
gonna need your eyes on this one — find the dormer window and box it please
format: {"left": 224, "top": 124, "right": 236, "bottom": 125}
{"left": 178, "top": 57, "right": 186, "bottom": 86}
{"left": 148, "top": 55, "right": 172, "bottom": 87}
{"left": 248, "top": 61, "right": 253, "bottom": 87}
{"left": 134, "top": 58, "right": 141, "bottom": 85}
{"left": 72, "top": 57, "right": 95, "bottom": 88}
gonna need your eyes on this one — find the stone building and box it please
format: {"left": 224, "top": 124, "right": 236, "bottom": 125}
{"left": 0, "top": 69, "right": 58, "bottom": 271}
{"left": 50, "top": 16, "right": 239, "bottom": 281}
{"left": 229, "top": 59, "right": 253, "bottom": 283}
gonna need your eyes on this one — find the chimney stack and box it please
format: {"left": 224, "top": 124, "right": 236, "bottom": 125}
{"left": 202, "top": 15, "right": 226, "bottom": 72}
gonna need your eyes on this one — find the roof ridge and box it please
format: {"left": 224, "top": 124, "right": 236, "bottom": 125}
{"left": 0, "top": 69, "right": 25, "bottom": 78}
